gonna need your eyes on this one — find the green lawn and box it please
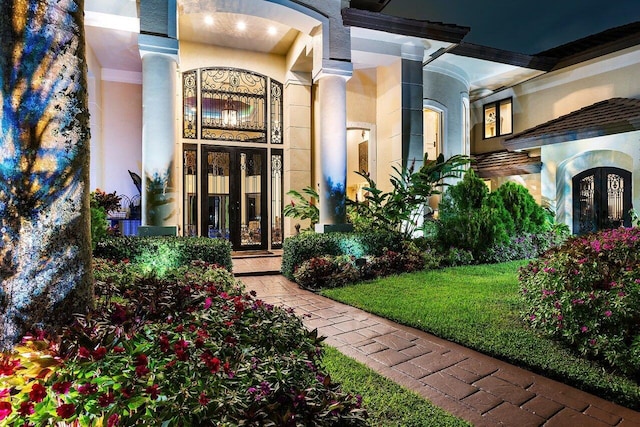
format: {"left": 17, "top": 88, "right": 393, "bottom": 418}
{"left": 322, "top": 346, "right": 469, "bottom": 427}
{"left": 322, "top": 261, "right": 640, "bottom": 410}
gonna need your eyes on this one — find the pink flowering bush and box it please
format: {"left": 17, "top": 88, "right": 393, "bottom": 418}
{"left": 520, "top": 227, "right": 640, "bottom": 376}
{"left": 1, "top": 261, "right": 366, "bottom": 426}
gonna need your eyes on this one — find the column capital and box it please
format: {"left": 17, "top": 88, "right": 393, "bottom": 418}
{"left": 401, "top": 42, "right": 425, "bottom": 62}
{"left": 138, "top": 34, "right": 179, "bottom": 62}
{"left": 285, "top": 71, "right": 312, "bottom": 87}
{"left": 312, "top": 59, "right": 353, "bottom": 81}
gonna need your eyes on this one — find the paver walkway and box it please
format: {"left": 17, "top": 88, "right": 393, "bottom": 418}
{"left": 233, "top": 254, "right": 640, "bottom": 426}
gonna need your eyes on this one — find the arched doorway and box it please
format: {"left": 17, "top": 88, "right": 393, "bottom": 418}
{"left": 572, "top": 167, "right": 631, "bottom": 234}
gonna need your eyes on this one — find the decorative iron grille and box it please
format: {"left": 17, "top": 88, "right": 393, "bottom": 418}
{"left": 270, "top": 80, "right": 283, "bottom": 144}
{"left": 183, "top": 71, "right": 197, "bottom": 138}
{"left": 201, "top": 68, "right": 267, "bottom": 142}
{"left": 578, "top": 174, "right": 595, "bottom": 233}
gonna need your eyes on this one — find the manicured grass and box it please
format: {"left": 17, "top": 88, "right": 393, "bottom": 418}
{"left": 322, "top": 346, "right": 470, "bottom": 427}
{"left": 322, "top": 261, "right": 640, "bottom": 410}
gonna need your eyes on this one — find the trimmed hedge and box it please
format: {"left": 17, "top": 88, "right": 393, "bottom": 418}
{"left": 281, "top": 231, "right": 404, "bottom": 279}
{"left": 94, "top": 236, "right": 232, "bottom": 271}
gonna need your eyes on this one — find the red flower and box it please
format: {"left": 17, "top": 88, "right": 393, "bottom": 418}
{"left": 145, "top": 384, "right": 160, "bottom": 400}
{"left": 135, "top": 354, "right": 148, "bottom": 366}
{"left": 78, "top": 347, "right": 91, "bottom": 359}
{"left": 204, "top": 297, "right": 213, "bottom": 309}
{"left": 159, "top": 334, "right": 170, "bottom": 353}
{"left": 199, "top": 391, "right": 209, "bottom": 406}
{"left": 98, "top": 391, "right": 115, "bottom": 407}
{"left": 29, "top": 383, "right": 47, "bottom": 403}
{"left": 0, "top": 389, "right": 9, "bottom": 399}
{"left": 120, "top": 387, "right": 133, "bottom": 399}
{"left": 0, "top": 401, "right": 12, "bottom": 421}
{"left": 92, "top": 347, "right": 107, "bottom": 360}
{"left": 56, "top": 403, "right": 75, "bottom": 419}
{"left": 135, "top": 365, "right": 150, "bottom": 377}
{"left": 77, "top": 383, "right": 98, "bottom": 395}
{"left": 113, "top": 346, "right": 126, "bottom": 353}
{"left": 108, "top": 413, "right": 120, "bottom": 427}
{"left": 18, "top": 401, "right": 34, "bottom": 416}
{"left": 0, "top": 356, "right": 21, "bottom": 376}
{"left": 52, "top": 381, "right": 72, "bottom": 394}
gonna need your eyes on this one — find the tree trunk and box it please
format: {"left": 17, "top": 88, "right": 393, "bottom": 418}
{"left": 0, "top": 0, "right": 93, "bottom": 350}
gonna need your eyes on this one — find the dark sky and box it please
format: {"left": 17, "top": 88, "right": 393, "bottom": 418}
{"left": 383, "top": 0, "right": 640, "bottom": 54}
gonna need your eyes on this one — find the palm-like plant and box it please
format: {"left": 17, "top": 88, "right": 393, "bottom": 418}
{"left": 349, "top": 153, "right": 469, "bottom": 238}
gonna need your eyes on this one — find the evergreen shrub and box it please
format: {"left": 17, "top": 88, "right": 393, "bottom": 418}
{"left": 437, "top": 170, "right": 514, "bottom": 259}
{"left": 520, "top": 227, "right": 640, "bottom": 376}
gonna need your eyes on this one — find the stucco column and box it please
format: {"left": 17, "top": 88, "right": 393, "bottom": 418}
{"left": 314, "top": 68, "right": 351, "bottom": 231}
{"left": 140, "top": 51, "right": 178, "bottom": 230}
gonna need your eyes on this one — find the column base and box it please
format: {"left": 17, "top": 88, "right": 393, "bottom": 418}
{"left": 314, "top": 223, "right": 354, "bottom": 233}
{"left": 138, "top": 226, "right": 177, "bottom": 237}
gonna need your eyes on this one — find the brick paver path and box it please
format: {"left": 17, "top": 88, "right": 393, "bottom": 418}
{"left": 234, "top": 256, "right": 640, "bottom": 426}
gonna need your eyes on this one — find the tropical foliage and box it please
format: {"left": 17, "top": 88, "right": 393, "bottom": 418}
{"left": 348, "top": 153, "right": 469, "bottom": 239}
{"left": 0, "top": 261, "right": 366, "bottom": 426}
{"left": 283, "top": 186, "right": 320, "bottom": 230}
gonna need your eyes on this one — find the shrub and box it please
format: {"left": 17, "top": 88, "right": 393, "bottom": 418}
{"left": 480, "top": 231, "right": 566, "bottom": 264}
{"left": 294, "top": 255, "right": 360, "bottom": 291}
{"left": 493, "top": 182, "right": 548, "bottom": 234}
{"left": 94, "top": 236, "right": 232, "bottom": 273}
{"left": 361, "top": 241, "right": 426, "bottom": 279}
{"left": 292, "top": 242, "right": 428, "bottom": 290}
{"left": 1, "top": 262, "right": 366, "bottom": 426}
{"left": 437, "top": 170, "right": 514, "bottom": 259}
{"left": 281, "top": 231, "right": 404, "bottom": 279}
{"left": 90, "top": 204, "right": 108, "bottom": 251}
{"left": 520, "top": 227, "right": 640, "bottom": 376}
{"left": 441, "top": 247, "right": 475, "bottom": 267}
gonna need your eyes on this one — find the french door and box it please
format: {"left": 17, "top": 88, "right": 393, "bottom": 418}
{"left": 202, "top": 146, "right": 267, "bottom": 250}
{"left": 573, "top": 167, "right": 631, "bottom": 234}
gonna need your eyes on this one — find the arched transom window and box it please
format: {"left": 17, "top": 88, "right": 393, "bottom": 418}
{"left": 182, "top": 68, "right": 282, "bottom": 144}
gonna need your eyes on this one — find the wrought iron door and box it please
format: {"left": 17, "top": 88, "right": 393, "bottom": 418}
{"left": 572, "top": 167, "right": 631, "bottom": 234}
{"left": 202, "top": 146, "right": 267, "bottom": 250}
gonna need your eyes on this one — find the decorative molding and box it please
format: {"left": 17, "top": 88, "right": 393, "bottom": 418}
{"left": 101, "top": 68, "right": 143, "bottom": 84}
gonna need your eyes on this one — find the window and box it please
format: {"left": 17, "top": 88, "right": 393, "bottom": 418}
{"left": 483, "top": 98, "right": 512, "bottom": 138}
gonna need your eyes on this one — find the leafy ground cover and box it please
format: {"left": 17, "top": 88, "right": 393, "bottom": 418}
{"left": 322, "top": 346, "right": 469, "bottom": 426}
{"left": 322, "top": 261, "right": 640, "bottom": 409}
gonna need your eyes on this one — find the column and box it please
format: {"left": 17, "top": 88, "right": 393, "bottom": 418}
{"left": 401, "top": 43, "right": 425, "bottom": 169}
{"left": 139, "top": 35, "right": 179, "bottom": 235}
{"left": 314, "top": 65, "right": 352, "bottom": 231}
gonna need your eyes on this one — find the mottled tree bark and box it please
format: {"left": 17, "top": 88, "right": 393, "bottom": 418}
{"left": 0, "top": 0, "right": 93, "bottom": 350}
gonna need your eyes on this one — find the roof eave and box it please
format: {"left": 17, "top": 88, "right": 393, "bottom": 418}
{"left": 449, "top": 42, "right": 557, "bottom": 71}
{"left": 475, "top": 163, "right": 542, "bottom": 178}
{"left": 341, "top": 8, "right": 470, "bottom": 44}
{"left": 504, "top": 121, "right": 640, "bottom": 151}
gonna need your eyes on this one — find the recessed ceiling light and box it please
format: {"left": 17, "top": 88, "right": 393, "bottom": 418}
{"left": 204, "top": 15, "right": 214, "bottom": 26}
{"left": 237, "top": 21, "right": 246, "bottom": 31}
{"left": 268, "top": 26, "right": 277, "bottom": 36}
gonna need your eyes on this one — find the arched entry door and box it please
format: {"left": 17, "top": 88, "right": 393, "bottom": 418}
{"left": 572, "top": 167, "right": 631, "bottom": 234}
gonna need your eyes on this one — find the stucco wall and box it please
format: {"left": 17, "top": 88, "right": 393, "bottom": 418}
{"left": 423, "top": 70, "right": 468, "bottom": 160}
{"left": 541, "top": 131, "right": 640, "bottom": 228}
{"left": 180, "top": 41, "right": 287, "bottom": 82}
{"left": 101, "top": 80, "right": 143, "bottom": 199}
{"left": 86, "top": 43, "right": 104, "bottom": 192}
{"left": 471, "top": 47, "right": 640, "bottom": 153}
{"left": 376, "top": 60, "right": 402, "bottom": 193}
